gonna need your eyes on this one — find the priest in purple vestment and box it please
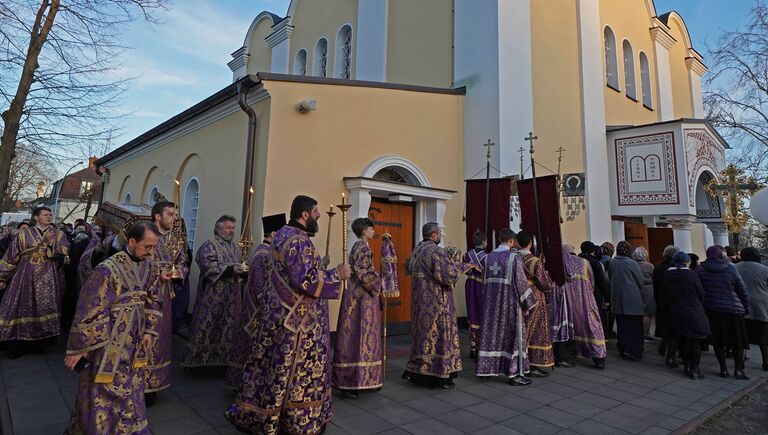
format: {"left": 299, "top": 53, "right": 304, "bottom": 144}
{"left": 332, "top": 217, "right": 383, "bottom": 398}
{"left": 476, "top": 229, "right": 538, "bottom": 386}
{"left": 226, "top": 195, "right": 351, "bottom": 435}
{"left": 557, "top": 245, "right": 607, "bottom": 369}
{"left": 0, "top": 207, "right": 69, "bottom": 357}
{"left": 146, "top": 201, "right": 188, "bottom": 402}
{"left": 402, "top": 222, "right": 468, "bottom": 389}
{"left": 183, "top": 215, "right": 245, "bottom": 372}
{"left": 517, "top": 231, "right": 556, "bottom": 376}
{"left": 63, "top": 222, "right": 162, "bottom": 435}
{"left": 463, "top": 229, "right": 487, "bottom": 359}
{"left": 226, "top": 213, "right": 286, "bottom": 390}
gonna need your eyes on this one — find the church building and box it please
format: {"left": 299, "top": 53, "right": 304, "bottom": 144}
{"left": 95, "top": 0, "right": 728, "bottom": 326}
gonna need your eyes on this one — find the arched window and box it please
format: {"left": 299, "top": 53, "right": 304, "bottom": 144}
{"left": 124, "top": 192, "right": 132, "bottom": 203}
{"left": 373, "top": 166, "right": 420, "bottom": 186}
{"left": 147, "top": 186, "right": 159, "bottom": 207}
{"left": 182, "top": 178, "right": 200, "bottom": 250}
{"left": 604, "top": 27, "right": 619, "bottom": 90}
{"left": 313, "top": 38, "right": 328, "bottom": 77}
{"left": 334, "top": 25, "right": 352, "bottom": 79}
{"left": 623, "top": 40, "right": 636, "bottom": 100}
{"left": 294, "top": 49, "right": 307, "bottom": 76}
{"left": 639, "top": 52, "right": 653, "bottom": 109}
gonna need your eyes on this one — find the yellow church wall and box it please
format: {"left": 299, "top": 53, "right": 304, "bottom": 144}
{"left": 288, "top": 0, "right": 357, "bottom": 78}
{"left": 666, "top": 17, "right": 695, "bottom": 119}
{"left": 530, "top": 0, "right": 588, "bottom": 246}
{"left": 102, "top": 98, "right": 272, "bottom": 306}
{"left": 258, "top": 78, "right": 465, "bottom": 327}
{"left": 600, "top": 0, "right": 659, "bottom": 126}
{"left": 386, "top": 0, "right": 453, "bottom": 88}
{"left": 246, "top": 17, "right": 275, "bottom": 75}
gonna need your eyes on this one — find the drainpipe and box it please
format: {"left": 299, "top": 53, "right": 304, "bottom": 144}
{"left": 236, "top": 76, "right": 260, "bottom": 234}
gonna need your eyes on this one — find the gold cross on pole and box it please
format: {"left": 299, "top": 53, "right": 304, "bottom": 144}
{"left": 705, "top": 164, "right": 761, "bottom": 247}
{"left": 518, "top": 146, "right": 525, "bottom": 179}
{"left": 524, "top": 132, "right": 538, "bottom": 154}
{"left": 483, "top": 139, "right": 495, "bottom": 161}
{"left": 556, "top": 146, "right": 565, "bottom": 179}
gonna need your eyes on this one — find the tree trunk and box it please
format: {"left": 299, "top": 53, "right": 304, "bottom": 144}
{"left": 0, "top": 0, "right": 60, "bottom": 207}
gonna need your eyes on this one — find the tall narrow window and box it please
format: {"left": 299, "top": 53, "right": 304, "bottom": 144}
{"left": 313, "top": 38, "right": 328, "bottom": 77}
{"left": 294, "top": 49, "right": 307, "bottom": 76}
{"left": 147, "top": 186, "right": 159, "bottom": 206}
{"left": 639, "top": 52, "right": 653, "bottom": 109}
{"left": 604, "top": 27, "right": 619, "bottom": 90}
{"left": 623, "top": 40, "right": 636, "bottom": 100}
{"left": 182, "top": 178, "right": 200, "bottom": 251}
{"left": 335, "top": 25, "right": 352, "bottom": 79}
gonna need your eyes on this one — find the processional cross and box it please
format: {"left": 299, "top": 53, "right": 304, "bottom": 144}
{"left": 524, "top": 132, "right": 544, "bottom": 255}
{"left": 518, "top": 146, "right": 526, "bottom": 180}
{"left": 704, "top": 164, "right": 761, "bottom": 249}
{"left": 483, "top": 139, "right": 495, "bottom": 247}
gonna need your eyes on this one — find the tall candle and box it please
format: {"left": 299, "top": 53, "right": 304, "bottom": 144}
{"left": 173, "top": 179, "right": 181, "bottom": 207}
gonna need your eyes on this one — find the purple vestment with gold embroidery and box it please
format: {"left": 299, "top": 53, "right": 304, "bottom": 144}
{"left": 476, "top": 247, "right": 537, "bottom": 377}
{"left": 226, "top": 241, "right": 271, "bottom": 390}
{"left": 561, "top": 249, "right": 607, "bottom": 358}
{"left": 332, "top": 240, "right": 383, "bottom": 390}
{"left": 404, "top": 240, "right": 464, "bottom": 381}
{"left": 226, "top": 224, "right": 341, "bottom": 434}
{"left": 520, "top": 250, "right": 556, "bottom": 368}
{"left": 64, "top": 251, "right": 161, "bottom": 435}
{"left": 463, "top": 248, "right": 486, "bottom": 353}
{"left": 183, "top": 235, "right": 243, "bottom": 367}
{"left": 0, "top": 226, "right": 69, "bottom": 340}
{"left": 146, "top": 231, "right": 187, "bottom": 392}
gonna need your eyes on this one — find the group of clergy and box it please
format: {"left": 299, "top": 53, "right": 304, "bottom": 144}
{"left": 0, "top": 196, "right": 611, "bottom": 435}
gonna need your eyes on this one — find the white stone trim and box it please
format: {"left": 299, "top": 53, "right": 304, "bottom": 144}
{"left": 577, "top": 0, "right": 612, "bottom": 242}
{"left": 650, "top": 26, "right": 676, "bottom": 50}
{"left": 652, "top": 37, "right": 675, "bottom": 121}
{"left": 361, "top": 156, "right": 430, "bottom": 187}
{"left": 104, "top": 89, "right": 270, "bottom": 169}
{"left": 265, "top": 19, "right": 295, "bottom": 48}
{"left": 355, "top": 0, "right": 388, "bottom": 81}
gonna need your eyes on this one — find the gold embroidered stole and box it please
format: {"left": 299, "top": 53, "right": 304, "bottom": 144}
{"left": 94, "top": 253, "right": 152, "bottom": 384}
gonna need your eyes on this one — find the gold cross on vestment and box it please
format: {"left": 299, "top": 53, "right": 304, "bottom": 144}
{"left": 297, "top": 305, "right": 308, "bottom": 316}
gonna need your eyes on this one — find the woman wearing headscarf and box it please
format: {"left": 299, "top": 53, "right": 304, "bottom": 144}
{"left": 696, "top": 245, "right": 751, "bottom": 379}
{"left": 551, "top": 245, "right": 607, "bottom": 368}
{"left": 665, "top": 252, "right": 709, "bottom": 379}
{"left": 735, "top": 247, "right": 768, "bottom": 371}
{"left": 631, "top": 247, "right": 656, "bottom": 339}
{"left": 609, "top": 241, "right": 645, "bottom": 361}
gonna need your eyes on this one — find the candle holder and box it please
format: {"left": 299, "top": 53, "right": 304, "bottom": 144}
{"left": 237, "top": 238, "right": 253, "bottom": 273}
{"left": 168, "top": 204, "right": 183, "bottom": 280}
{"left": 336, "top": 195, "right": 352, "bottom": 292}
{"left": 325, "top": 204, "right": 336, "bottom": 259}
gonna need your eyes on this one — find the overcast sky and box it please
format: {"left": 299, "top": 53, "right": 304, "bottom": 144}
{"left": 107, "top": 0, "right": 753, "bottom": 153}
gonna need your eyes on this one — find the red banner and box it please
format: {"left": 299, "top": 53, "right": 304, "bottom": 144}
{"left": 517, "top": 175, "right": 565, "bottom": 285}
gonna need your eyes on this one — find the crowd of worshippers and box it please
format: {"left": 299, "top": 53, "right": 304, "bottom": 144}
{"left": 1, "top": 199, "right": 767, "bottom": 435}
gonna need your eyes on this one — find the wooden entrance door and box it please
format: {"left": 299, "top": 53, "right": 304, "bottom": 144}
{"left": 366, "top": 199, "right": 415, "bottom": 326}
{"left": 624, "top": 222, "right": 649, "bottom": 253}
{"left": 648, "top": 227, "right": 674, "bottom": 265}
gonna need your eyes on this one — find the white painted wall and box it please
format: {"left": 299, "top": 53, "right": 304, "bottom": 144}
{"left": 355, "top": 0, "right": 388, "bottom": 81}
{"left": 455, "top": 0, "right": 533, "bottom": 180}
{"left": 577, "top": 0, "right": 613, "bottom": 243}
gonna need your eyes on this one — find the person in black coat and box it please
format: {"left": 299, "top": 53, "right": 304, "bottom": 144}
{"left": 696, "top": 245, "right": 751, "bottom": 379}
{"left": 580, "top": 241, "right": 610, "bottom": 331}
{"left": 665, "top": 252, "right": 709, "bottom": 380}
{"left": 653, "top": 245, "right": 679, "bottom": 360}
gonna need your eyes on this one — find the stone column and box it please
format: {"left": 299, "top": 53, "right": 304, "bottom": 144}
{"left": 706, "top": 222, "right": 730, "bottom": 248}
{"left": 667, "top": 215, "right": 697, "bottom": 254}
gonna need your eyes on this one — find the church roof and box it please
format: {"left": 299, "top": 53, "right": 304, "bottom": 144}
{"left": 96, "top": 73, "right": 466, "bottom": 171}
{"left": 606, "top": 118, "right": 730, "bottom": 149}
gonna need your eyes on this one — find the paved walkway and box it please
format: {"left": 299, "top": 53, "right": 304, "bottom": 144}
{"left": 0, "top": 331, "right": 765, "bottom": 434}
